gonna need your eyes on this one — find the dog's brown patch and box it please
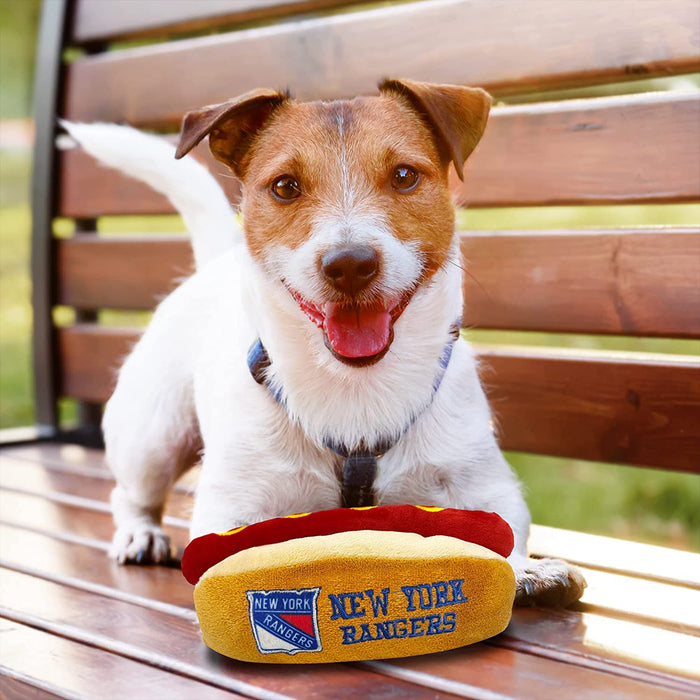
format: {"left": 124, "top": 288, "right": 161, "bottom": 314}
{"left": 239, "top": 93, "right": 456, "bottom": 278}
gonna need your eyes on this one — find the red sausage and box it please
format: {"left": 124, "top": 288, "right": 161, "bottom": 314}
{"left": 182, "top": 505, "right": 514, "bottom": 584}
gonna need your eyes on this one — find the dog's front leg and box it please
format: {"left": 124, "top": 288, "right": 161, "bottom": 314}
{"left": 103, "top": 286, "right": 202, "bottom": 565}
{"left": 105, "top": 376, "right": 199, "bottom": 565}
{"left": 495, "top": 470, "right": 586, "bottom": 608}
{"left": 451, "top": 451, "right": 586, "bottom": 609}
{"left": 190, "top": 387, "right": 340, "bottom": 539}
{"left": 458, "top": 452, "right": 587, "bottom": 609}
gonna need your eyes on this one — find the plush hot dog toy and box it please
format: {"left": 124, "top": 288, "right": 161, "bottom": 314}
{"left": 182, "top": 505, "right": 515, "bottom": 663}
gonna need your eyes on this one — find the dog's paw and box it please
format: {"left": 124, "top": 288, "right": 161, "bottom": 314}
{"left": 109, "top": 522, "right": 174, "bottom": 565}
{"left": 512, "top": 557, "right": 586, "bottom": 608}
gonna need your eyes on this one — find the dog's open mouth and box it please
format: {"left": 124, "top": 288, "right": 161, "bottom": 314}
{"left": 290, "top": 290, "right": 413, "bottom": 366}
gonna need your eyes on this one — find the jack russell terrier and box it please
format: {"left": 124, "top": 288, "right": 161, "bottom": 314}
{"left": 64, "top": 79, "right": 585, "bottom": 607}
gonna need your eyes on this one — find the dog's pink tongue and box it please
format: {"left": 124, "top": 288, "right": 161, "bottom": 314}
{"left": 324, "top": 302, "right": 391, "bottom": 358}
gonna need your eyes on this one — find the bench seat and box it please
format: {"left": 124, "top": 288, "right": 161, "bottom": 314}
{"left": 1, "top": 442, "right": 698, "bottom": 699}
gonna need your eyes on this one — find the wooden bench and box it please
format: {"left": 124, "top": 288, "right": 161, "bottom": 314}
{"left": 2, "top": 0, "right": 699, "bottom": 697}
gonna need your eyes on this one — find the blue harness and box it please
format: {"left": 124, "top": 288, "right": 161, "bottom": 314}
{"left": 247, "top": 321, "right": 460, "bottom": 507}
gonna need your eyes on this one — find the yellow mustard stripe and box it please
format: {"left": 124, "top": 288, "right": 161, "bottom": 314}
{"left": 284, "top": 512, "right": 312, "bottom": 519}
{"left": 415, "top": 506, "right": 444, "bottom": 512}
{"left": 216, "top": 524, "right": 247, "bottom": 536}
{"left": 350, "top": 506, "right": 376, "bottom": 511}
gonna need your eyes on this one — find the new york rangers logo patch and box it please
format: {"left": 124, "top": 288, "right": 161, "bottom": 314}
{"left": 246, "top": 587, "right": 322, "bottom": 655}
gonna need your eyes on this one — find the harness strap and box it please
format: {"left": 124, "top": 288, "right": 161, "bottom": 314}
{"left": 247, "top": 321, "right": 460, "bottom": 507}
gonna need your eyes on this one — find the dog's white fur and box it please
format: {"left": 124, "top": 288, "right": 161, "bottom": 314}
{"left": 63, "top": 121, "right": 584, "bottom": 606}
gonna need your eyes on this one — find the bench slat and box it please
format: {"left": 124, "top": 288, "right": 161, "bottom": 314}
{"left": 461, "top": 228, "right": 700, "bottom": 338}
{"left": 529, "top": 524, "right": 700, "bottom": 590}
{"left": 58, "top": 92, "right": 700, "bottom": 216}
{"left": 0, "top": 455, "right": 193, "bottom": 519}
{"left": 55, "top": 326, "right": 700, "bottom": 471}
{"left": 479, "top": 346, "right": 700, "bottom": 472}
{"left": 0, "top": 618, "right": 234, "bottom": 700}
{"left": 63, "top": 0, "right": 700, "bottom": 126}
{"left": 497, "top": 611, "right": 700, "bottom": 694}
{"left": 0, "top": 489, "right": 186, "bottom": 548}
{"left": 71, "top": 0, "right": 360, "bottom": 44}
{"left": 56, "top": 227, "right": 700, "bottom": 338}
{"left": 57, "top": 235, "right": 193, "bottom": 310}
{"left": 0, "top": 523, "right": 194, "bottom": 610}
{"left": 58, "top": 137, "right": 241, "bottom": 218}
{"left": 574, "top": 566, "right": 700, "bottom": 634}
{"left": 456, "top": 92, "right": 700, "bottom": 207}
{"left": 0, "top": 674, "right": 65, "bottom": 700}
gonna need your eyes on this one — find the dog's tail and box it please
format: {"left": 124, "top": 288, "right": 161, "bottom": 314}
{"left": 60, "top": 121, "right": 240, "bottom": 269}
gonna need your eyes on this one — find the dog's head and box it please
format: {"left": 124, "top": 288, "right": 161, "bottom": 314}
{"left": 176, "top": 80, "right": 490, "bottom": 366}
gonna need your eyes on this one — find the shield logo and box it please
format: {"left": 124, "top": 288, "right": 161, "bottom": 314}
{"left": 246, "top": 587, "right": 322, "bottom": 655}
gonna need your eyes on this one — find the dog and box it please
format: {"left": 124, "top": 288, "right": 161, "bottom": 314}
{"left": 64, "top": 79, "right": 585, "bottom": 607}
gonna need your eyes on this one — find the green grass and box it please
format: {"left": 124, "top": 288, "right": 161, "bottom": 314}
{"left": 0, "top": 202, "right": 33, "bottom": 427}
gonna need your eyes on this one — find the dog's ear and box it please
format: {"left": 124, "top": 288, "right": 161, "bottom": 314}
{"left": 379, "top": 78, "right": 491, "bottom": 181}
{"left": 175, "top": 88, "right": 289, "bottom": 176}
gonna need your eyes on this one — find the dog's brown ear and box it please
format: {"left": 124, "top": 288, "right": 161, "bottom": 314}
{"left": 175, "top": 88, "right": 289, "bottom": 176}
{"left": 379, "top": 78, "right": 491, "bottom": 181}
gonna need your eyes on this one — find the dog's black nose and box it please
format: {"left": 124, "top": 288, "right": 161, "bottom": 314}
{"left": 321, "top": 246, "right": 379, "bottom": 296}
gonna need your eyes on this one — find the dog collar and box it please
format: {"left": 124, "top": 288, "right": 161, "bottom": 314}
{"left": 247, "top": 321, "right": 460, "bottom": 507}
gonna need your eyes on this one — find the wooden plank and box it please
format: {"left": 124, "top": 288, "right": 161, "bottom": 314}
{"left": 0, "top": 674, "right": 64, "bottom": 700}
{"left": 0, "top": 489, "right": 187, "bottom": 551}
{"left": 71, "top": 0, "right": 361, "bottom": 44}
{"left": 575, "top": 566, "right": 700, "bottom": 634}
{"left": 457, "top": 92, "right": 700, "bottom": 207}
{"left": 58, "top": 92, "right": 700, "bottom": 216}
{"left": 530, "top": 524, "right": 700, "bottom": 590}
{"left": 57, "top": 235, "right": 194, "bottom": 310}
{"left": 55, "top": 326, "right": 700, "bottom": 471}
{"left": 375, "top": 627, "right": 699, "bottom": 699}
{"left": 0, "top": 524, "right": 196, "bottom": 611}
{"left": 0, "top": 568, "right": 458, "bottom": 700}
{"left": 54, "top": 228, "right": 700, "bottom": 340}
{"left": 0, "top": 443, "right": 201, "bottom": 494}
{"left": 477, "top": 346, "right": 700, "bottom": 472}
{"left": 498, "top": 608, "right": 700, "bottom": 692}
{"left": 0, "top": 618, "right": 236, "bottom": 700}
{"left": 0, "top": 455, "right": 193, "bottom": 519}
{"left": 63, "top": 0, "right": 700, "bottom": 126}
{"left": 57, "top": 136, "right": 242, "bottom": 217}
{"left": 57, "top": 325, "right": 139, "bottom": 404}
{"left": 0, "top": 525, "right": 188, "bottom": 603}
{"left": 461, "top": 228, "right": 700, "bottom": 338}
{"left": 0, "top": 443, "right": 109, "bottom": 472}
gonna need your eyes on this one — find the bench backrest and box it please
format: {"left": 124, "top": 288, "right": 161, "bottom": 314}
{"left": 32, "top": 0, "right": 700, "bottom": 472}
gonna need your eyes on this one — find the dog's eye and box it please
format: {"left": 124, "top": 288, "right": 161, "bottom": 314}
{"left": 392, "top": 165, "right": 420, "bottom": 192}
{"left": 271, "top": 176, "right": 301, "bottom": 201}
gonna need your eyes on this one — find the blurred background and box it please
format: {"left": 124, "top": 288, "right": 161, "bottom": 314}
{"left": 1, "top": 0, "right": 698, "bottom": 550}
